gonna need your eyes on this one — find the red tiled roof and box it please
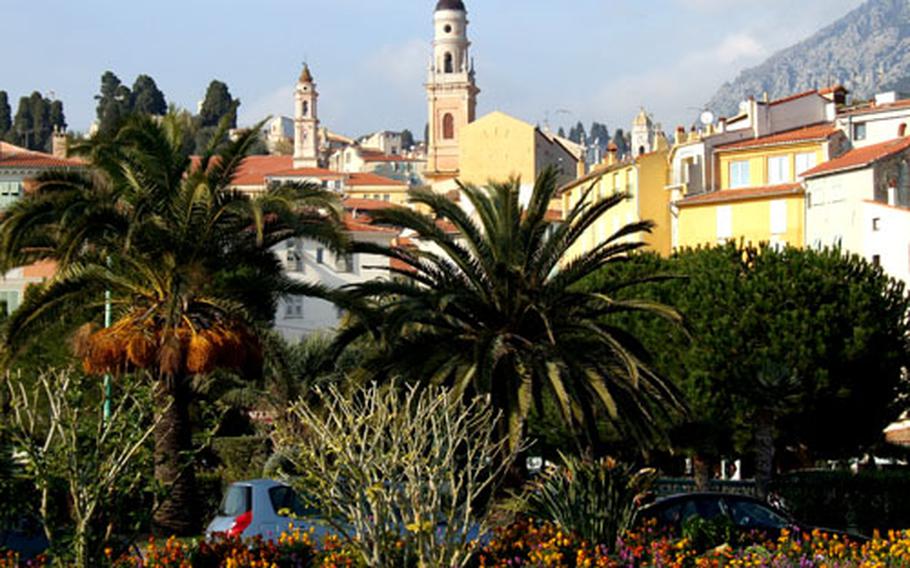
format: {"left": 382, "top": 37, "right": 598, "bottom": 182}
{"left": 716, "top": 123, "right": 837, "bottom": 151}
{"left": 677, "top": 183, "right": 803, "bottom": 207}
{"left": 343, "top": 198, "right": 396, "bottom": 211}
{"left": 839, "top": 98, "right": 910, "bottom": 117}
{"left": 268, "top": 167, "right": 343, "bottom": 179}
{"left": 346, "top": 172, "right": 406, "bottom": 187}
{"left": 343, "top": 212, "right": 399, "bottom": 234}
{"left": 802, "top": 137, "right": 910, "bottom": 178}
{"left": 768, "top": 90, "right": 816, "bottom": 106}
{"left": 232, "top": 155, "right": 293, "bottom": 186}
{"left": 0, "top": 142, "right": 82, "bottom": 169}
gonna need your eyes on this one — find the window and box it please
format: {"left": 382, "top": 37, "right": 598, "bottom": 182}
{"left": 726, "top": 499, "right": 789, "bottom": 530}
{"left": 0, "top": 181, "right": 22, "bottom": 209}
{"left": 219, "top": 485, "right": 252, "bottom": 517}
{"left": 444, "top": 52, "right": 454, "bottom": 73}
{"left": 767, "top": 156, "right": 790, "bottom": 184}
{"left": 316, "top": 248, "right": 324, "bottom": 264}
{"left": 854, "top": 122, "right": 867, "bottom": 141}
{"left": 795, "top": 152, "right": 817, "bottom": 176}
{"left": 302, "top": 101, "right": 309, "bottom": 117}
{"left": 729, "top": 160, "right": 750, "bottom": 189}
{"left": 873, "top": 254, "right": 881, "bottom": 267}
{"left": 873, "top": 217, "right": 881, "bottom": 231}
{"left": 716, "top": 206, "right": 733, "bottom": 241}
{"left": 383, "top": 194, "right": 390, "bottom": 201}
{"left": 284, "top": 297, "right": 303, "bottom": 319}
{"left": 770, "top": 200, "right": 787, "bottom": 235}
{"left": 442, "top": 114, "right": 455, "bottom": 140}
{"left": 0, "top": 291, "right": 19, "bottom": 315}
{"left": 285, "top": 241, "right": 304, "bottom": 272}
{"left": 335, "top": 253, "right": 355, "bottom": 273}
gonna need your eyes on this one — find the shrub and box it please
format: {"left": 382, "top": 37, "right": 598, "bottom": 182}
{"left": 274, "top": 382, "right": 516, "bottom": 568}
{"left": 772, "top": 469, "right": 910, "bottom": 534}
{"left": 211, "top": 436, "right": 271, "bottom": 483}
{"left": 502, "top": 453, "right": 656, "bottom": 551}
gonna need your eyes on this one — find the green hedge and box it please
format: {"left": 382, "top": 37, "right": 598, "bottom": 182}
{"left": 772, "top": 470, "right": 910, "bottom": 534}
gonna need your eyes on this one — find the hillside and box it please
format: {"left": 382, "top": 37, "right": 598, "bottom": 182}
{"left": 708, "top": 0, "right": 910, "bottom": 117}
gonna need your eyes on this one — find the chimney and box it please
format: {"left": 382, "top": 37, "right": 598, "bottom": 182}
{"left": 52, "top": 127, "right": 68, "bottom": 159}
{"left": 675, "top": 126, "right": 687, "bottom": 145}
{"left": 605, "top": 142, "right": 618, "bottom": 166}
{"left": 687, "top": 126, "right": 698, "bottom": 143}
{"left": 718, "top": 117, "right": 727, "bottom": 133}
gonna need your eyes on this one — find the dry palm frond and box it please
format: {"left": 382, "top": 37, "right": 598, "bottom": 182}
{"left": 72, "top": 322, "right": 99, "bottom": 358}
{"left": 126, "top": 333, "right": 156, "bottom": 368}
{"left": 186, "top": 333, "right": 216, "bottom": 375}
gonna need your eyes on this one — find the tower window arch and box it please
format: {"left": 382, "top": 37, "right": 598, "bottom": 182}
{"left": 443, "top": 114, "right": 455, "bottom": 140}
{"left": 302, "top": 101, "right": 309, "bottom": 117}
{"left": 444, "top": 52, "right": 454, "bottom": 73}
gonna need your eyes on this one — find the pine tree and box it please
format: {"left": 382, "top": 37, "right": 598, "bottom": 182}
{"left": 131, "top": 74, "right": 167, "bottom": 116}
{"left": 49, "top": 100, "right": 66, "bottom": 133}
{"left": 28, "top": 92, "right": 51, "bottom": 151}
{"left": 589, "top": 122, "right": 610, "bottom": 149}
{"left": 198, "top": 80, "right": 239, "bottom": 128}
{"left": 0, "top": 92, "right": 10, "bottom": 140}
{"left": 557, "top": 126, "right": 566, "bottom": 138}
{"left": 95, "top": 71, "right": 132, "bottom": 136}
{"left": 611, "top": 128, "right": 628, "bottom": 158}
{"left": 568, "top": 121, "right": 587, "bottom": 145}
{"left": 401, "top": 129, "right": 415, "bottom": 151}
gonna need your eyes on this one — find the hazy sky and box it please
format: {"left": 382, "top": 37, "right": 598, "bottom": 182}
{"left": 4, "top": 0, "right": 866, "bottom": 138}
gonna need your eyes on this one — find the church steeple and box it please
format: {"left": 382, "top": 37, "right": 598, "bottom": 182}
{"left": 425, "top": 0, "right": 479, "bottom": 178}
{"left": 294, "top": 63, "right": 320, "bottom": 169}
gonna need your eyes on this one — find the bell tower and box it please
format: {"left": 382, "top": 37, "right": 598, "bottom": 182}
{"left": 425, "top": 0, "right": 479, "bottom": 179}
{"left": 294, "top": 64, "right": 320, "bottom": 169}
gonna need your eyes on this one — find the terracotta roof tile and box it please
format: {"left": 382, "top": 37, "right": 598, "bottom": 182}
{"left": 343, "top": 212, "right": 399, "bottom": 234}
{"left": 716, "top": 123, "right": 837, "bottom": 151}
{"left": 802, "top": 137, "right": 910, "bottom": 178}
{"left": 231, "top": 155, "right": 293, "bottom": 186}
{"left": 677, "top": 183, "right": 803, "bottom": 207}
{"left": 346, "top": 172, "right": 407, "bottom": 187}
{"left": 343, "top": 198, "right": 396, "bottom": 211}
{"left": 0, "top": 142, "right": 83, "bottom": 169}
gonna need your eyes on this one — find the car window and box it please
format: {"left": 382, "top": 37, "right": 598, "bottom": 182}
{"left": 726, "top": 499, "right": 789, "bottom": 529}
{"left": 653, "top": 496, "right": 724, "bottom": 526}
{"left": 268, "top": 486, "right": 318, "bottom": 517}
{"left": 219, "top": 485, "right": 251, "bottom": 517}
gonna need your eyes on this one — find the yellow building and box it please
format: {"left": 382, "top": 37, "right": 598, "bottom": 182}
{"left": 675, "top": 123, "right": 846, "bottom": 248}
{"left": 458, "top": 111, "right": 582, "bottom": 190}
{"left": 343, "top": 172, "right": 410, "bottom": 205}
{"left": 560, "top": 146, "right": 672, "bottom": 260}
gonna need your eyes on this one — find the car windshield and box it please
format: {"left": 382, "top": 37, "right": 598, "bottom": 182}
{"left": 268, "top": 485, "right": 318, "bottom": 518}
{"left": 654, "top": 496, "right": 724, "bottom": 526}
{"left": 726, "top": 499, "right": 789, "bottom": 529}
{"left": 219, "top": 485, "right": 251, "bottom": 517}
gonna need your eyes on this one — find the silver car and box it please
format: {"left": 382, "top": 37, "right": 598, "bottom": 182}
{"left": 206, "top": 479, "right": 332, "bottom": 542}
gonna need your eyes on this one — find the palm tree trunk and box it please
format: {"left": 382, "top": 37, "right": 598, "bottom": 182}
{"left": 152, "top": 376, "right": 199, "bottom": 536}
{"left": 754, "top": 411, "right": 775, "bottom": 499}
{"left": 693, "top": 454, "right": 712, "bottom": 492}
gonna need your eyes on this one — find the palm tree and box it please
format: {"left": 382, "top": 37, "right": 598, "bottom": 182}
{"left": 0, "top": 114, "right": 346, "bottom": 535}
{"left": 337, "top": 168, "right": 685, "bottom": 455}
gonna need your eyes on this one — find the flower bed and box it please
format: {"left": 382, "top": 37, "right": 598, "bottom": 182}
{"left": 476, "top": 519, "right": 910, "bottom": 567}
{"left": 6, "top": 521, "right": 910, "bottom": 567}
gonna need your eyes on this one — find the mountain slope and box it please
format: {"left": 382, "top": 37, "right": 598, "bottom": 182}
{"left": 708, "top": 0, "right": 910, "bottom": 117}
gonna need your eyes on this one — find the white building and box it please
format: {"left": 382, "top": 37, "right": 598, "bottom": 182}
{"left": 275, "top": 203, "right": 399, "bottom": 341}
{"left": 837, "top": 91, "right": 910, "bottom": 148}
{"left": 803, "top": 136, "right": 910, "bottom": 284}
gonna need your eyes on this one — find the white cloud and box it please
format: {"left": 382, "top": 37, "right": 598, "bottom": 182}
{"left": 581, "top": 32, "right": 768, "bottom": 130}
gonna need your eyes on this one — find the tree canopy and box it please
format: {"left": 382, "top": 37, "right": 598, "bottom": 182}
{"left": 337, "top": 169, "right": 686, "bottom": 454}
{"left": 586, "top": 243, "right": 910, "bottom": 471}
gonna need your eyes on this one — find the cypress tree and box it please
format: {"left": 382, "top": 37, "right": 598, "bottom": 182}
{"left": 131, "top": 74, "right": 167, "bottom": 116}
{"left": 0, "top": 92, "right": 10, "bottom": 140}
